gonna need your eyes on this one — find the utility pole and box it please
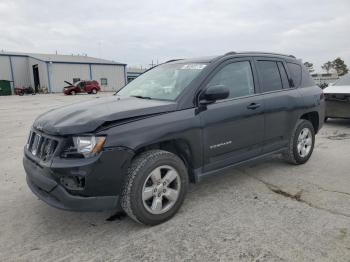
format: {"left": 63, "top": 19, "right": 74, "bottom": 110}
{"left": 98, "top": 41, "right": 102, "bottom": 58}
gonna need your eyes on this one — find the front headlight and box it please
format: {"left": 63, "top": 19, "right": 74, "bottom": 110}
{"left": 72, "top": 136, "right": 106, "bottom": 158}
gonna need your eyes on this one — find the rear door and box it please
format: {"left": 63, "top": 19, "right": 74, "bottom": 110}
{"left": 82, "top": 81, "right": 89, "bottom": 92}
{"left": 254, "top": 58, "right": 302, "bottom": 153}
{"left": 199, "top": 58, "right": 265, "bottom": 172}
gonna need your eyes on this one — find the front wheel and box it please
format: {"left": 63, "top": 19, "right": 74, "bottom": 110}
{"left": 284, "top": 119, "right": 315, "bottom": 164}
{"left": 70, "top": 90, "right": 76, "bottom": 95}
{"left": 91, "top": 89, "right": 97, "bottom": 94}
{"left": 121, "top": 150, "right": 188, "bottom": 225}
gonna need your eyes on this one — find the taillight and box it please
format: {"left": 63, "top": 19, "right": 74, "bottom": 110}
{"left": 320, "top": 90, "right": 325, "bottom": 100}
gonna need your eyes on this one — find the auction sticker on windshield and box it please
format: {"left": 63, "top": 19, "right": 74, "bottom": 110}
{"left": 181, "top": 64, "right": 207, "bottom": 70}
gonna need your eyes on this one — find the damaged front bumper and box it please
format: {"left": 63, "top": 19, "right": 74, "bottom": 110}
{"left": 24, "top": 146, "right": 134, "bottom": 212}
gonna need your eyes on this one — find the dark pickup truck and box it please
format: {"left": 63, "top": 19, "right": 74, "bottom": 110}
{"left": 24, "top": 52, "right": 325, "bottom": 225}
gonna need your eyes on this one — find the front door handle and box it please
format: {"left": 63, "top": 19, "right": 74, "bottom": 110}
{"left": 247, "top": 103, "right": 261, "bottom": 110}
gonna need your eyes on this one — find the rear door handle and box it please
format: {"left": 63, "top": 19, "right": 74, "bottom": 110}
{"left": 247, "top": 103, "right": 261, "bottom": 110}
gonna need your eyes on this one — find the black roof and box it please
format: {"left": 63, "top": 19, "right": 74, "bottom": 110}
{"left": 168, "top": 51, "right": 297, "bottom": 64}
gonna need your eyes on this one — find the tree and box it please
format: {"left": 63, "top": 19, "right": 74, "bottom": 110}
{"left": 332, "top": 57, "right": 349, "bottom": 76}
{"left": 321, "top": 61, "right": 333, "bottom": 73}
{"left": 303, "top": 62, "right": 314, "bottom": 73}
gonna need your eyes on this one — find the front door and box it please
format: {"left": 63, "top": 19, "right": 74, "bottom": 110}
{"left": 199, "top": 59, "right": 265, "bottom": 172}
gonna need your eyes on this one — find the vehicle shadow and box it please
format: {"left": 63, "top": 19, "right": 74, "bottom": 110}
{"left": 33, "top": 155, "right": 286, "bottom": 237}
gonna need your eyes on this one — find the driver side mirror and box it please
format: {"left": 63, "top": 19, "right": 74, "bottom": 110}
{"left": 200, "top": 85, "right": 230, "bottom": 104}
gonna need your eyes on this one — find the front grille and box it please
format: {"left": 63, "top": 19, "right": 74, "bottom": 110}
{"left": 27, "top": 131, "right": 58, "bottom": 161}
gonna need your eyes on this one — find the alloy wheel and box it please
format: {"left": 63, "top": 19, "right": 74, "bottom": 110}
{"left": 297, "top": 127, "right": 312, "bottom": 157}
{"left": 142, "top": 165, "right": 181, "bottom": 215}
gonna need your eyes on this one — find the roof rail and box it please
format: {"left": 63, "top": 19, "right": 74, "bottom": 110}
{"left": 165, "top": 59, "right": 183, "bottom": 63}
{"left": 236, "top": 51, "right": 296, "bottom": 59}
{"left": 224, "top": 51, "right": 237, "bottom": 56}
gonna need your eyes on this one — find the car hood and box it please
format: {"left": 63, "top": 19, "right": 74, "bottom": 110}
{"left": 323, "top": 85, "right": 350, "bottom": 94}
{"left": 33, "top": 96, "right": 177, "bottom": 135}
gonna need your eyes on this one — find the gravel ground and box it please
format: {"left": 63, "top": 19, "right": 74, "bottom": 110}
{"left": 0, "top": 93, "right": 350, "bottom": 262}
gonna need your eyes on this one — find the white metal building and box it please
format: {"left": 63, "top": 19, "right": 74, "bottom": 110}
{"left": 127, "top": 67, "right": 146, "bottom": 82}
{"left": 311, "top": 71, "right": 339, "bottom": 86}
{"left": 0, "top": 51, "right": 127, "bottom": 93}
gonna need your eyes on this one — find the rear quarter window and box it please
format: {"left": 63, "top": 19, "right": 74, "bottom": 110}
{"left": 286, "top": 62, "right": 302, "bottom": 87}
{"left": 301, "top": 66, "right": 316, "bottom": 87}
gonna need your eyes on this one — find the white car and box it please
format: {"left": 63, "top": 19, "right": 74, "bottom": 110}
{"left": 323, "top": 74, "right": 350, "bottom": 121}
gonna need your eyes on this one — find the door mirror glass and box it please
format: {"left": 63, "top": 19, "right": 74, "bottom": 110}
{"left": 201, "top": 85, "right": 229, "bottom": 103}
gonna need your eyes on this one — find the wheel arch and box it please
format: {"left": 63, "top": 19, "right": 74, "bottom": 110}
{"left": 133, "top": 139, "right": 196, "bottom": 183}
{"left": 300, "top": 111, "right": 319, "bottom": 133}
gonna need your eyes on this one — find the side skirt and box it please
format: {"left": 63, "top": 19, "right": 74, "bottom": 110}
{"left": 194, "top": 148, "right": 287, "bottom": 182}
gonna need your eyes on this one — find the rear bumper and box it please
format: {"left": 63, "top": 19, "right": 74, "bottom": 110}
{"left": 325, "top": 100, "right": 350, "bottom": 118}
{"left": 24, "top": 156, "right": 119, "bottom": 211}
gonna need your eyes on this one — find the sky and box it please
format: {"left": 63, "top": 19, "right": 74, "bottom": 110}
{"left": 0, "top": 0, "right": 349, "bottom": 71}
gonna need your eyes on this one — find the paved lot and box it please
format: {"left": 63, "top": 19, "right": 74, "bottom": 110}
{"left": 0, "top": 93, "right": 350, "bottom": 261}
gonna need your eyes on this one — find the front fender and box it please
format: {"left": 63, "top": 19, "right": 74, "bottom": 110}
{"left": 101, "top": 108, "right": 203, "bottom": 169}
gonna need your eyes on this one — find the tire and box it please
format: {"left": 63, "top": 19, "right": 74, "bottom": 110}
{"left": 91, "top": 89, "right": 97, "bottom": 94}
{"left": 284, "top": 119, "right": 315, "bottom": 165}
{"left": 121, "top": 150, "right": 189, "bottom": 226}
{"left": 70, "top": 91, "right": 76, "bottom": 95}
{"left": 324, "top": 117, "right": 328, "bottom": 122}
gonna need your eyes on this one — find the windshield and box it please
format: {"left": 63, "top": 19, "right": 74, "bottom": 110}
{"left": 334, "top": 74, "right": 350, "bottom": 86}
{"left": 117, "top": 63, "right": 207, "bottom": 100}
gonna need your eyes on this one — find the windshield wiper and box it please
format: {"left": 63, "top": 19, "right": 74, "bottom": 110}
{"left": 131, "top": 95, "right": 152, "bottom": 99}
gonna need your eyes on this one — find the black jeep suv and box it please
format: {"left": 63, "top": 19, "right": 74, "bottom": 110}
{"left": 24, "top": 52, "right": 325, "bottom": 225}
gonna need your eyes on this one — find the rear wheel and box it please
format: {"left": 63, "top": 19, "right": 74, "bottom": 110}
{"left": 284, "top": 119, "right": 315, "bottom": 164}
{"left": 121, "top": 150, "right": 188, "bottom": 225}
{"left": 91, "top": 89, "right": 97, "bottom": 94}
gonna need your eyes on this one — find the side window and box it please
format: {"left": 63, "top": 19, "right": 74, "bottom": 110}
{"left": 286, "top": 62, "right": 302, "bottom": 87}
{"left": 277, "top": 62, "right": 290, "bottom": 88}
{"left": 206, "top": 61, "right": 254, "bottom": 99}
{"left": 257, "top": 61, "right": 283, "bottom": 92}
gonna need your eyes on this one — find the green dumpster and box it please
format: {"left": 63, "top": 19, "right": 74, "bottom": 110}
{"left": 0, "top": 80, "right": 12, "bottom": 96}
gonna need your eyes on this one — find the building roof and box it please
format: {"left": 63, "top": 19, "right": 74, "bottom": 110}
{"left": 0, "top": 51, "right": 126, "bottom": 66}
